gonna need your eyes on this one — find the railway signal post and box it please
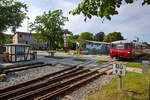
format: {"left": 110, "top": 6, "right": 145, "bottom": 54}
{"left": 64, "top": 30, "right": 68, "bottom": 53}
{"left": 113, "top": 63, "right": 126, "bottom": 91}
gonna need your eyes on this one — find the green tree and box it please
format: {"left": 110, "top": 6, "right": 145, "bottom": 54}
{"left": 0, "top": 33, "right": 6, "bottom": 46}
{"left": 79, "top": 32, "right": 94, "bottom": 40}
{"left": 0, "top": 33, "right": 12, "bottom": 46}
{"left": 72, "top": 34, "right": 80, "bottom": 39}
{"left": 0, "top": 0, "right": 27, "bottom": 33}
{"left": 30, "top": 10, "right": 68, "bottom": 50}
{"left": 103, "top": 32, "right": 124, "bottom": 42}
{"left": 70, "top": 0, "right": 150, "bottom": 21}
{"left": 5, "top": 34, "right": 12, "bottom": 44}
{"left": 94, "top": 32, "right": 105, "bottom": 41}
{"left": 142, "top": 42, "right": 150, "bottom": 46}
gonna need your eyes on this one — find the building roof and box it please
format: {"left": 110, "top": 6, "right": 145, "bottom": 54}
{"left": 16, "top": 32, "right": 31, "bottom": 35}
{"left": 111, "top": 40, "right": 144, "bottom": 45}
{"left": 5, "top": 43, "right": 30, "bottom": 46}
{"left": 111, "top": 40, "right": 132, "bottom": 44}
{"left": 72, "top": 39, "right": 110, "bottom": 45}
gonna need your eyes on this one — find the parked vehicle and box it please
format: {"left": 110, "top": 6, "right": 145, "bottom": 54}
{"left": 110, "top": 40, "right": 146, "bottom": 59}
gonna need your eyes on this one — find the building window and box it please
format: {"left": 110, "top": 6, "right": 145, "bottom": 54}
{"left": 20, "top": 35, "right": 22, "bottom": 38}
{"left": 26, "top": 41, "right": 28, "bottom": 44}
{"left": 18, "top": 40, "right": 21, "bottom": 43}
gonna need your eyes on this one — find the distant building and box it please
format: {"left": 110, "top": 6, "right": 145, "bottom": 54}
{"left": 72, "top": 39, "right": 110, "bottom": 55}
{"left": 13, "top": 32, "right": 47, "bottom": 49}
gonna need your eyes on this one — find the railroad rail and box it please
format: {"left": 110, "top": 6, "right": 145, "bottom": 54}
{"left": 1, "top": 62, "right": 53, "bottom": 74}
{"left": 2, "top": 62, "right": 44, "bottom": 70}
{"left": 0, "top": 62, "right": 113, "bottom": 100}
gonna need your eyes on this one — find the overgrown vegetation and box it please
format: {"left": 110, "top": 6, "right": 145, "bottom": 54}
{"left": 87, "top": 72, "right": 149, "bottom": 100}
{"left": 45, "top": 56, "right": 64, "bottom": 59}
{"left": 73, "top": 58, "right": 87, "bottom": 62}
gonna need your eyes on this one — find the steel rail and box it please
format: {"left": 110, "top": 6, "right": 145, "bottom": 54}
{"left": 10, "top": 70, "right": 97, "bottom": 100}
{"left": 0, "top": 66, "right": 77, "bottom": 94}
{"left": 0, "top": 67, "right": 83, "bottom": 99}
{"left": 4, "top": 63, "right": 52, "bottom": 73}
{"left": 36, "top": 73, "right": 100, "bottom": 100}
{"left": 2, "top": 62, "right": 44, "bottom": 70}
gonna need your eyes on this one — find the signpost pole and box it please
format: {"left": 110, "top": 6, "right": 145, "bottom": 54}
{"left": 64, "top": 30, "right": 68, "bottom": 53}
{"left": 118, "top": 75, "right": 122, "bottom": 91}
{"left": 113, "top": 63, "right": 126, "bottom": 91}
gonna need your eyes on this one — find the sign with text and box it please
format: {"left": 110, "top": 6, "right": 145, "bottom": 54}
{"left": 113, "top": 63, "right": 126, "bottom": 76}
{"left": 64, "top": 34, "right": 67, "bottom": 47}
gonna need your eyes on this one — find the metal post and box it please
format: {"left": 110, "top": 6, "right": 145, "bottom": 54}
{"left": 149, "top": 70, "right": 150, "bottom": 100}
{"left": 142, "top": 61, "right": 149, "bottom": 73}
{"left": 118, "top": 75, "right": 122, "bottom": 91}
{"left": 64, "top": 30, "right": 68, "bottom": 53}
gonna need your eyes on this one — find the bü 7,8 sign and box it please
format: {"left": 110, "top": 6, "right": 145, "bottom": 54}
{"left": 113, "top": 63, "right": 126, "bottom": 76}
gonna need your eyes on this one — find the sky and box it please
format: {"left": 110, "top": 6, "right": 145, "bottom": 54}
{"left": 11, "top": 0, "right": 150, "bottom": 43}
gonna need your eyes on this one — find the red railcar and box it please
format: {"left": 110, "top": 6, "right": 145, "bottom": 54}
{"left": 110, "top": 40, "right": 144, "bottom": 59}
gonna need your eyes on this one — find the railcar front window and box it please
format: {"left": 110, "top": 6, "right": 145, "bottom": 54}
{"left": 117, "top": 44, "right": 124, "bottom": 49}
{"left": 112, "top": 44, "right": 116, "bottom": 49}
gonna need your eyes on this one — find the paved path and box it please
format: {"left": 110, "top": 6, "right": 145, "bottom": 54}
{"left": 1, "top": 51, "right": 112, "bottom": 69}
{"left": 0, "top": 51, "right": 145, "bottom": 73}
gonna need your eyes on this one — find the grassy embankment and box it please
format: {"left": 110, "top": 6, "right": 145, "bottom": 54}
{"left": 126, "top": 62, "right": 150, "bottom": 69}
{"left": 45, "top": 56, "right": 64, "bottom": 59}
{"left": 73, "top": 59, "right": 87, "bottom": 62}
{"left": 87, "top": 72, "right": 149, "bottom": 100}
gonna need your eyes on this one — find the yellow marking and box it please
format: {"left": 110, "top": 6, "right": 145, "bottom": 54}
{"left": 0, "top": 74, "right": 6, "bottom": 77}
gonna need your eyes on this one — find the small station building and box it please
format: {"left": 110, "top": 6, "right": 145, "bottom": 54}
{"left": 3, "top": 44, "right": 31, "bottom": 62}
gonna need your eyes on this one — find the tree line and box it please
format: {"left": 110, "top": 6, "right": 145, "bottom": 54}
{"left": 67, "top": 31, "right": 124, "bottom": 50}
{"left": 0, "top": 0, "right": 149, "bottom": 50}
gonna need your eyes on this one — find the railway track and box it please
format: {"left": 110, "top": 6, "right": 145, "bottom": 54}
{"left": 1, "top": 62, "right": 53, "bottom": 74}
{"left": 0, "top": 63, "right": 113, "bottom": 100}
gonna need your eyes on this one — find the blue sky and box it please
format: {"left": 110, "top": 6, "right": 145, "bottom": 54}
{"left": 13, "top": 0, "right": 150, "bottom": 43}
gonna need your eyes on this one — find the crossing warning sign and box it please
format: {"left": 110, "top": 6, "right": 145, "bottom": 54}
{"left": 113, "top": 63, "right": 126, "bottom": 76}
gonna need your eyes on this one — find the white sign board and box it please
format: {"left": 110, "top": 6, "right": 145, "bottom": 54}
{"left": 113, "top": 63, "right": 126, "bottom": 76}
{"left": 64, "top": 34, "right": 67, "bottom": 47}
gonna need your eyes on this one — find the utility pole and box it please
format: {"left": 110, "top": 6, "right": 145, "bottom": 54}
{"left": 27, "top": 17, "right": 30, "bottom": 33}
{"left": 64, "top": 30, "right": 68, "bottom": 52}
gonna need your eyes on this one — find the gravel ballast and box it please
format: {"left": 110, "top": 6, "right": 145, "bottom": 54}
{"left": 0, "top": 63, "right": 115, "bottom": 100}
{"left": 0, "top": 64, "right": 64, "bottom": 88}
{"left": 62, "top": 75, "right": 116, "bottom": 100}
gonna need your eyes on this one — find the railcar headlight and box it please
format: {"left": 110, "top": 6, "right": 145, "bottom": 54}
{"left": 128, "top": 52, "right": 130, "bottom": 54}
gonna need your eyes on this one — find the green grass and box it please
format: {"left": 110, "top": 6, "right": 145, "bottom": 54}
{"left": 73, "top": 58, "right": 87, "bottom": 62}
{"left": 45, "top": 56, "right": 64, "bottom": 59}
{"left": 126, "top": 62, "right": 150, "bottom": 69}
{"left": 87, "top": 72, "right": 150, "bottom": 100}
{"left": 96, "top": 61, "right": 107, "bottom": 64}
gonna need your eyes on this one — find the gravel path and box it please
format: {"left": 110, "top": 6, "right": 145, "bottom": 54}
{"left": 0, "top": 65, "right": 64, "bottom": 88}
{"left": 126, "top": 67, "right": 142, "bottom": 73}
{"left": 62, "top": 75, "right": 116, "bottom": 100}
